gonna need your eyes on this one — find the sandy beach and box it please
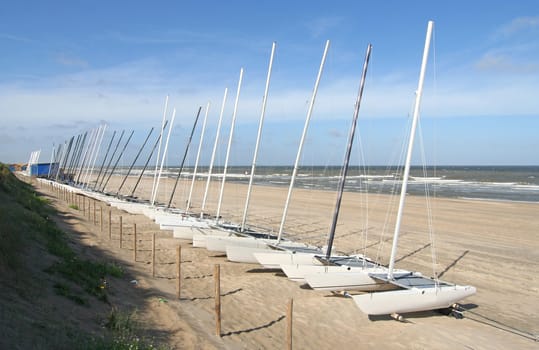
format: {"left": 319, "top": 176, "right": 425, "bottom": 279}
{"left": 36, "top": 173, "right": 539, "bottom": 349}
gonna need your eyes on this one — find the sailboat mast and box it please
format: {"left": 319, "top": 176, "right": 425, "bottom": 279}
{"left": 129, "top": 120, "right": 169, "bottom": 198}
{"left": 151, "top": 95, "right": 169, "bottom": 202}
{"left": 215, "top": 68, "right": 244, "bottom": 222}
{"left": 186, "top": 102, "right": 210, "bottom": 212}
{"left": 81, "top": 125, "right": 102, "bottom": 186}
{"left": 241, "top": 42, "right": 276, "bottom": 232}
{"left": 97, "top": 130, "right": 125, "bottom": 191}
{"left": 101, "top": 130, "right": 134, "bottom": 192}
{"left": 152, "top": 108, "right": 176, "bottom": 206}
{"left": 84, "top": 124, "right": 107, "bottom": 189}
{"left": 47, "top": 143, "right": 55, "bottom": 178}
{"left": 54, "top": 141, "right": 67, "bottom": 181}
{"left": 93, "top": 130, "right": 117, "bottom": 190}
{"left": 200, "top": 88, "right": 228, "bottom": 218}
{"left": 388, "top": 20, "right": 434, "bottom": 279}
{"left": 116, "top": 127, "right": 154, "bottom": 196}
{"left": 76, "top": 128, "right": 97, "bottom": 185}
{"left": 325, "top": 43, "right": 372, "bottom": 259}
{"left": 166, "top": 106, "right": 203, "bottom": 209}
{"left": 277, "top": 40, "right": 330, "bottom": 242}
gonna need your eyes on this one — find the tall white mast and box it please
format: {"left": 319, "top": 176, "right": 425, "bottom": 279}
{"left": 216, "top": 68, "right": 244, "bottom": 222}
{"left": 86, "top": 124, "right": 107, "bottom": 188}
{"left": 151, "top": 95, "right": 169, "bottom": 201}
{"left": 76, "top": 127, "right": 97, "bottom": 185}
{"left": 277, "top": 40, "right": 330, "bottom": 242}
{"left": 186, "top": 101, "right": 210, "bottom": 212}
{"left": 200, "top": 88, "right": 228, "bottom": 218}
{"left": 83, "top": 123, "right": 107, "bottom": 188}
{"left": 241, "top": 42, "right": 276, "bottom": 232}
{"left": 388, "top": 20, "right": 434, "bottom": 279}
{"left": 48, "top": 143, "right": 55, "bottom": 178}
{"left": 152, "top": 107, "right": 176, "bottom": 206}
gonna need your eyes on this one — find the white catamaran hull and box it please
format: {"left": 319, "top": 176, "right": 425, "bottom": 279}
{"left": 352, "top": 285, "right": 477, "bottom": 315}
{"left": 280, "top": 264, "right": 354, "bottom": 282}
{"left": 172, "top": 226, "right": 215, "bottom": 240}
{"left": 192, "top": 231, "right": 241, "bottom": 249}
{"left": 159, "top": 218, "right": 210, "bottom": 231}
{"left": 254, "top": 251, "right": 320, "bottom": 269}
{"left": 206, "top": 236, "right": 270, "bottom": 252}
{"left": 226, "top": 241, "right": 321, "bottom": 264}
{"left": 225, "top": 245, "right": 273, "bottom": 263}
{"left": 304, "top": 268, "right": 409, "bottom": 292}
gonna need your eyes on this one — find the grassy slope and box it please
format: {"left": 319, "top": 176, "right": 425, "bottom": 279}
{"left": 0, "top": 164, "right": 162, "bottom": 349}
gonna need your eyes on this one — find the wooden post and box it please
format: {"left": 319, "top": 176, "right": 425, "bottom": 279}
{"left": 133, "top": 223, "right": 137, "bottom": 262}
{"left": 82, "top": 196, "right": 85, "bottom": 215}
{"left": 176, "top": 245, "right": 181, "bottom": 299}
{"left": 215, "top": 264, "right": 221, "bottom": 337}
{"left": 287, "top": 298, "right": 293, "bottom": 350}
{"left": 93, "top": 200, "right": 96, "bottom": 225}
{"left": 119, "top": 215, "right": 123, "bottom": 248}
{"left": 87, "top": 198, "right": 91, "bottom": 220}
{"left": 108, "top": 210, "right": 112, "bottom": 240}
{"left": 100, "top": 207, "right": 103, "bottom": 232}
{"left": 151, "top": 233, "right": 156, "bottom": 277}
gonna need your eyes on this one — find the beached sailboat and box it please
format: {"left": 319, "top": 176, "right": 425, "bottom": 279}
{"left": 193, "top": 43, "right": 315, "bottom": 252}
{"left": 216, "top": 41, "right": 331, "bottom": 259}
{"left": 349, "top": 21, "right": 476, "bottom": 315}
{"left": 253, "top": 42, "right": 373, "bottom": 270}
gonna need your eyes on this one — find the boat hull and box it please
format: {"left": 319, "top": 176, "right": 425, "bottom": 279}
{"left": 254, "top": 251, "right": 319, "bottom": 269}
{"left": 352, "top": 285, "right": 477, "bottom": 315}
{"left": 304, "top": 268, "right": 403, "bottom": 292}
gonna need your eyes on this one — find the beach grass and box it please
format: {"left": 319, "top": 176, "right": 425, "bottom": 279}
{"left": 0, "top": 163, "right": 167, "bottom": 349}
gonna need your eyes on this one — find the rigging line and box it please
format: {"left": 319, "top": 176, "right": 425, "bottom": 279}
{"left": 417, "top": 119, "right": 439, "bottom": 283}
{"left": 167, "top": 106, "right": 203, "bottom": 209}
{"left": 130, "top": 120, "right": 169, "bottom": 198}
{"left": 354, "top": 113, "right": 370, "bottom": 265}
{"left": 374, "top": 119, "right": 410, "bottom": 264}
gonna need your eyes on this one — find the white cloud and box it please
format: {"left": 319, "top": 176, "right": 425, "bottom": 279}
{"left": 475, "top": 52, "right": 539, "bottom": 74}
{"left": 0, "top": 32, "right": 33, "bottom": 43}
{"left": 497, "top": 16, "right": 539, "bottom": 37}
{"left": 55, "top": 53, "right": 89, "bottom": 69}
{"left": 304, "top": 16, "right": 345, "bottom": 38}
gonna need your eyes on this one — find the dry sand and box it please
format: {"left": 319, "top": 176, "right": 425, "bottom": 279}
{"left": 37, "top": 174, "right": 539, "bottom": 349}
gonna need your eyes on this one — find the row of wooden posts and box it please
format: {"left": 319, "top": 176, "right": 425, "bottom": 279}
{"left": 46, "top": 181, "right": 294, "bottom": 348}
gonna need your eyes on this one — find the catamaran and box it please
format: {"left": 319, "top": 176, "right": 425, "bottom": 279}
{"left": 253, "top": 42, "right": 374, "bottom": 271}
{"left": 351, "top": 20, "right": 476, "bottom": 315}
{"left": 211, "top": 40, "right": 333, "bottom": 260}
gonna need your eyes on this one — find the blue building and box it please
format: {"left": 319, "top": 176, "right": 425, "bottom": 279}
{"left": 29, "top": 163, "right": 58, "bottom": 177}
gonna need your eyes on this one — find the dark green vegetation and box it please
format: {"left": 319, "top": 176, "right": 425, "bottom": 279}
{"left": 0, "top": 164, "right": 165, "bottom": 349}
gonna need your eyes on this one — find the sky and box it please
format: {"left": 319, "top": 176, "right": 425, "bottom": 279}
{"left": 1, "top": 0, "right": 538, "bottom": 166}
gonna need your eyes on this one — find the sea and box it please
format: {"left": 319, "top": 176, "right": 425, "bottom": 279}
{"left": 124, "top": 165, "right": 539, "bottom": 203}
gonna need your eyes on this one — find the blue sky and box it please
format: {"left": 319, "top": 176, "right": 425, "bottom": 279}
{"left": 1, "top": 0, "right": 538, "bottom": 166}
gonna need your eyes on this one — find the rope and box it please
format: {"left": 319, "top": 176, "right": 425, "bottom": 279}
{"left": 454, "top": 305, "right": 538, "bottom": 342}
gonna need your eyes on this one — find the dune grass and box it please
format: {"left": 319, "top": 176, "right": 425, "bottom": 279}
{"left": 0, "top": 164, "right": 167, "bottom": 349}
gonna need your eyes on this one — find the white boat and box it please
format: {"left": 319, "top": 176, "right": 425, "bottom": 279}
{"left": 303, "top": 268, "right": 411, "bottom": 292}
{"left": 174, "top": 226, "right": 222, "bottom": 240}
{"left": 273, "top": 43, "right": 378, "bottom": 287}
{"left": 254, "top": 250, "right": 321, "bottom": 269}
{"left": 226, "top": 241, "right": 323, "bottom": 263}
{"left": 352, "top": 275, "right": 476, "bottom": 315}
{"left": 279, "top": 254, "right": 383, "bottom": 282}
{"left": 222, "top": 41, "right": 332, "bottom": 262}
{"left": 352, "top": 21, "right": 476, "bottom": 316}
